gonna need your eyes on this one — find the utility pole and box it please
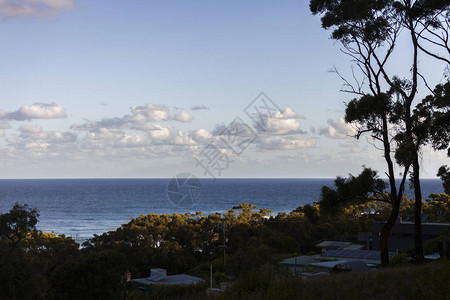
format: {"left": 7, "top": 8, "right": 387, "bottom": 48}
{"left": 210, "top": 264, "right": 213, "bottom": 289}
{"left": 222, "top": 220, "right": 227, "bottom": 266}
{"left": 216, "top": 220, "right": 227, "bottom": 266}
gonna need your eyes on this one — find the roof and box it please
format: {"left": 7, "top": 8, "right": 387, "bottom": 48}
{"left": 316, "top": 241, "right": 364, "bottom": 250}
{"left": 153, "top": 274, "right": 204, "bottom": 285}
{"left": 299, "top": 272, "right": 330, "bottom": 277}
{"left": 310, "top": 260, "right": 350, "bottom": 269}
{"left": 131, "top": 274, "right": 204, "bottom": 286}
{"left": 324, "top": 249, "right": 396, "bottom": 260}
{"left": 150, "top": 268, "right": 167, "bottom": 274}
{"left": 280, "top": 249, "right": 393, "bottom": 269}
{"left": 316, "top": 241, "right": 351, "bottom": 248}
{"left": 321, "top": 249, "right": 397, "bottom": 265}
{"left": 279, "top": 254, "right": 322, "bottom": 266}
{"left": 342, "top": 244, "right": 364, "bottom": 250}
{"left": 147, "top": 273, "right": 167, "bottom": 282}
{"left": 311, "top": 260, "right": 370, "bottom": 272}
{"left": 424, "top": 253, "right": 441, "bottom": 260}
{"left": 332, "top": 260, "right": 370, "bottom": 272}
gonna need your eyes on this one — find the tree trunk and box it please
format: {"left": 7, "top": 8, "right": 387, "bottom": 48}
{"left": 379, "top": 207, "right": 399, "bottom": 266}
{"left": 379, "top": 115, "right": 401, "bottom": 267}
{"left": 413, "top": 157, "right": 424, "bottom": 262}
{"left": 405, "top": 0, "right": 424, "bottom": 263}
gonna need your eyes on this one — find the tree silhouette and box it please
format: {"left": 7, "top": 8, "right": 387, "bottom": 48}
{"left": 311, "top": 0, "right": 450, "bottom": 265}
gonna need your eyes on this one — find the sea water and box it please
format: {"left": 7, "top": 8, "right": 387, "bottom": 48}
{"left": 0, "top": 178, "right": 444, "bottom": 241}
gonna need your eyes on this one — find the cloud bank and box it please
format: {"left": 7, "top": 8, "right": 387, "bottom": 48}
{"left": 0, "top": 102, "right": 322, "bottom": 174}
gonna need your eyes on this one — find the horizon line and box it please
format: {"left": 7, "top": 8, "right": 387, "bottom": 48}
{"left": 0, "top": 176, "right": 442, "bottom": 180}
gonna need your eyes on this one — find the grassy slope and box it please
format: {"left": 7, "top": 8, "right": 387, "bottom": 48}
{"left": 220, "top": 261, "right": 450, "bottom": 300}
{"left": 129, "top": 261, "right": 450, "bottom": 299}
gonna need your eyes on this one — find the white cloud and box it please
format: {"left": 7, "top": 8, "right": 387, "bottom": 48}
{"left": 81, "top": 128, "right": 123, "bottom": 146}
{"left": 72, "top": 103, "right": 197, "bottom": 136}
{"left": 0, "top": 0, "right": 75, "bottom": 18}
{"left": 3, "top": 124, "right": 77, "bottom": 163}
{"left": 191, "top": 105, "right": 209, "bottom": 110}
{"left": 44, "top": 131, "right": 77, "bottom": 143}
{"left": 0, "top": 122, "right": 10, "bottom": 135}
{"left": 0, "top": 103, "right": 67, "bottom": 121}
{"left": 19, "top": 124, "right": 43, "bottom": 135}
{"left": 130, "top": 104, "right": 169, "bottom": 122}
{"left": 148, "top": 125, "right": 171, "bottom": 141}
{"left": 115, "top": 134, "right": 148, "bottom": 148}
{"left": 71, "top": 103, "right": 171, "bottom": 137}
{"left": 169, "top": 131, "right": 196, "bottom": 145}
{"left": 71, "top": 117, "right": 127, "bottom": 131}
{"left": 258, "top": 135, "right": 315, "bottom": 150}
{"left": 319, "top": 117, "right": 358, "bottom": 139}
{"left": 18, "top": 125, "right": 76, "bottom": 143}
{"left": 212, "top": 120, "right": 256, "bottom": 138}
{"left": 273, "top": 107, "right": 304, "bottom": 120}
{"left": 130, "top": 122, "right": 160, "bottom": 134}
{"left": 190, "top": 129, "right": 213, "bottom": 144}
{"left": 264, "top": 118, "right": 301, "bottom": 135}
{"left": 211, "top": 123, "right": 227, "bottom": 136}
{"left": 69, "top": 104, "right": 200, "bottom": 151}
{"left": 78, "top": 128, "right": 149, "bottom": 152}
{"left": 255, "top": 107, "right": 304, "bottom": 135}
{"left": 173, "top": 110, "right": 193, "bottom": 122}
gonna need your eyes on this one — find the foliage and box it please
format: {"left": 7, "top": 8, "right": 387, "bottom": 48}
{"left": 414, "top": 82, "right": 450, "bottom": 153}
{"left": 318, "top": 167, "right": 386, "bottom": 216}
{"left": 0, "top": 204, "right": 124, "bottom": 300}
{"left": 0, "top": 202, "right": 39, "bottom": 246}
{"left": 400, "top": 193, "right": 450, "bottom": 223}
{"left": 415, "top": 81, "right": 450, "bottom": 195}
{"left": 0, "top": 204, "right": 80, "bottom": 300}
{"left": 438, "top": 166, "right": 450, "bottom": 195}
{"left": 52, "top": 250, "right": 128, "bottom": 300}
{"left": 389, "top": 252, "right": 410, "bottom": 267}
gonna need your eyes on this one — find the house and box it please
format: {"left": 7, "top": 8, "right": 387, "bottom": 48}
{"left": 279, "top": 241, "right": 396, "bottom": 274}
{"left": 129, "top": 268, "right": 204, "bottom": 293}
{"left": 320, "top": 248, "right": 395, "bottom": 266}
{"left": 279, "top": 254, "right": 322, "bottom": 273}
{"left": 310, "top": 259, "right": 370, "bottom": 273}
{"left": 316, "top": 240, "right": 364, "bottom": 254}
{"left": 371, "top": 220, "right": 450, "bottom": 252}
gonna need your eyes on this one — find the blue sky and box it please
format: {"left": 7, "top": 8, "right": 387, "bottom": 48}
{"left": 0, "top": 0, "right": 447, "bottom": 179}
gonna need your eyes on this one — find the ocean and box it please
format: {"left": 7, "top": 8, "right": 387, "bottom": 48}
{"left": 0, "top": 178, "right": 444, "bottom": 242}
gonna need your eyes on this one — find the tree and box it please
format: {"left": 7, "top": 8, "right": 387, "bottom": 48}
{"left": 52, "top": 250, "right": 128, "bottom": 300}
{"left": 0, "top": 203, "right": 39, "bottom": 263}
{"left": 0, "top": 204, "right": 86, "bottom": 299}
{"left": 415, "top": 81, "right": 450, "bottom": 194}
{"left": 320, "top": 168, "right": 386, "bottom": 216}
{"left": 438, "top": 166, "right": 450, "bottom": 194}
{"left": 310, "top": 0, "right": 450, "bottom": 264}
{"left": 318, "top": 167, "right": 387, "bottom": 217}
{"left": 345, "top": 92, "right": 411, "bottom": 265}
{"left": 391, "top": 1, "right": 450, "bottom": 263}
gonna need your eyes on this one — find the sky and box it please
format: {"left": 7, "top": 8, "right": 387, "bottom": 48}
{"left": 0, "top": 0, "right": 448, "bottom": 179}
